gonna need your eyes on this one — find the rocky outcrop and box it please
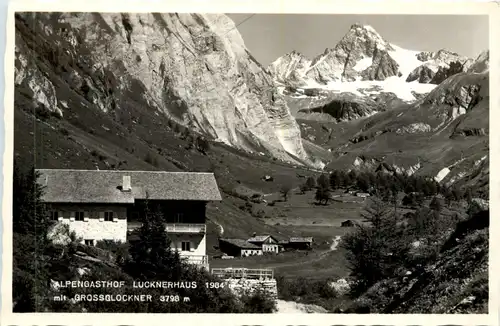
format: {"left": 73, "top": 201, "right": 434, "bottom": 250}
{"left": 425, "top": 77, "right": 484, "bottom": 115}
{"left": 405, "top": 65, "right": 437, "bottom": 83}
{"left": 395, "top": 123, "right": 432, "bottom": 134}
{"left": 360, "top": 50, "right": 402, "bottom": 81}
{"left": 416, "top": 51, "right": 435, "bottom": 62}
{"left": 14, "top": 13, "right": 313, "bottom": 166}
{"left": 268, "top": 50, "right": 311, "bottom": 87}
{"left": 406, "top": 50, "right": 473, "bottom": 84}
{"left": 299, "top": 93, "right": 382, "bottom": 122}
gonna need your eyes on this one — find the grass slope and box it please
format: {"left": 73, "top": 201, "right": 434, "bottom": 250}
{"left": 295, "top": 73, "right": 489, "bottom": 195}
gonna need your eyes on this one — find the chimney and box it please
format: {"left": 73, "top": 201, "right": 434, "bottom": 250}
{"left": 122, "top": 175, "right": 131, "bottom": 192}
{"left": 252, "top": 232, "right": 256, "bottom": 237}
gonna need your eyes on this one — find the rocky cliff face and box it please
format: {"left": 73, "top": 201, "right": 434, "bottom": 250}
{"left": 267, "top": 50, "right": 311, "bottom": 87}
{"left": 406, "top": 50, "right": 473, "bottom": 84}
{"left": 14, "top": 12, "right": 315, "bottom": 166}
{"left": 303, "top": 24, "right": 401, "bottom": 84}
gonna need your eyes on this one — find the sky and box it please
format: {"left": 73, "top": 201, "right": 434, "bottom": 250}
{"left": 226, "top": 14, "right": 489, "bottom": 67}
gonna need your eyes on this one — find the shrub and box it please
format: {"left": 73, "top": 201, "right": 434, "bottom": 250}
{"left": 305, "top": 176, "right": 317, "bottom": 189}
{"left": 276, "top": 276, "right": 338, "bottom": 309}
{"left": 279, "top": 183, "right": 293, "bottom": 202}
{"left": 340, "top": 198, "right": 411, "bottom": 294}
{"left": 59, "top": 127, "right": 70, "bottom": 136}
{"left": 253, "top": 209, "right": 266, "bottom": 219}
{"left": 239, "top": 288, "right": 277, "bottom": 313}
{"left": 299, "top": 183, "right": 309, "bottom": 194}
{"left": 95, "top": 240, "right": 130, "bottom": 265}
{"left": 429, "top": 196, "right": 443, "bottom": 212}
{"left": 34, "top": 104, "right": 52, "bottom": 120}
{"left": 317, "top": 174, "right": 330, "bottom": 189}
{"left": 144, "top": 152, "right": 158, "bottom": 167}
{"left": 315, "top": 186, "right": 330, "bottom": 205}
{"left": 195, "top": 136, "right": 210, "bottom": 154}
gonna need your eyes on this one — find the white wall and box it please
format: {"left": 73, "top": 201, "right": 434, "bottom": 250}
{"left": 262, "top": 244, "right": 279, "bottom": 253}
{"left": 241, "top": 249, "right": 263, "bottom": 257}
{"left": 51, "top": 205, "right": 127, "bottom": 244}
{"left": 169, "top": 233, "right": 206, "bottom": 257}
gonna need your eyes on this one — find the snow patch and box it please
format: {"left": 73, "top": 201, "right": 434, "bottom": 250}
{"left": 451, "top": 106, "right": 467, "bottom": 119}
{"left": 330, "top": 236, "right": 342, "bottom": 250}
{"left": 353, "top": 157, "right": 363, "bottom": 167}
{"left": 474, "top": 155, "right": 488, "bottom": 166}
{"left": 434, "top": 167, "right": 451, "bottom": 183}
{"left": 447, "top": 171, "right": 467, "bottom": 186}
{"left": 300, "top": 77, "right": 436, "bottom": 102}
{"left": 353, "top": 57, "right": 373, "bottom": 72}
{"left": 388, "top": 44, "right": 423, "bottom": 80}
{"left": 275, "top": 300, "right": 328, "bottom": 313}
{"left": 396, "top": 123, "right": 432, "bottom": 134}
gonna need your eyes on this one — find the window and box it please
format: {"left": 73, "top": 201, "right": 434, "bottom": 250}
{"left": 181, "top": 241, "right": 191, "bottom": 251}
{"left": 50, "top": 211, "right": 59, "bottom": 221}
{"left": 104, "top": 212, "right": 114, "bottom": 221}
{"left": 175, "top": 213, "right": 184, "bottom": 223}
{"left": 75, "top": 212, "right": 85, "bottom": 221}
{"left": 84, "top": 239, "right": 94, "bottom": 246}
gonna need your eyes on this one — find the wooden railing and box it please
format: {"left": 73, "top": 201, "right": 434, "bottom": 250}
{"left": 211, "top": 268, "right": 274, "bottom": 280}
{"left": 165, "top": 223, "right": 206, "bottom": 233}
{"left": 180, "top": 254, "right": 208, "bottom": 265}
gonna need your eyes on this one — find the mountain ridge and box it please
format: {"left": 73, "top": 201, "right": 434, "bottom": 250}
{"left": 268, "top": 23, "right": 487, "bottom": 104}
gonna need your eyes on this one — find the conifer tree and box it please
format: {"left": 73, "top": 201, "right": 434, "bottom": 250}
{"left": 12, "top": 164, "right": 51, "bottom": 312}
{"left": 126, "top": 200, "right": 181, "bottom": 281}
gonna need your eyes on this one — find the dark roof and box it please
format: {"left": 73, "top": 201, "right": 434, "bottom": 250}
{"left": 36, "top": 169, "right": 222, "bottom": 203}
{"left": 289, "top": 237, "right": 313, "bottom": 243}
{"left": 219, "top": 238, "right": 262, "bottom": 249}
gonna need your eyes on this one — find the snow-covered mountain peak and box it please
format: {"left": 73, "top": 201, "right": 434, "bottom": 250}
{"left": 268, "top": 23, "right": 486, "bottom": 104}
{"left": 342, "top": 23, "right": 391, "bottom": 50}
{"left": 268, "top": 50, "right": 312, "bottom": 86}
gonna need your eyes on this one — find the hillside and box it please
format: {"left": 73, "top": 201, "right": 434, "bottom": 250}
{"left": 296, "top": 72, "right": 489, "bottom": 196}
{"left": 14, "top": 12, "right": 324, "bottom": 168}
{"left": 341, "top": 209, "right": 489, "bottom": 313}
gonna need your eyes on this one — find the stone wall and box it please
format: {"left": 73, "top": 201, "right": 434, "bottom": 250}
{"left": 225, "top": 278, "right": 278, "bottom": 299}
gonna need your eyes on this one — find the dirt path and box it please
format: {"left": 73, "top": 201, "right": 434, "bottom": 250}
{"left": 275, "top": 300, "right": 328, "bottom": 313}
{"left": 212, "top": 215, "right": 224, "bottom": 236}
{"left": 330, "top": 235, "right": 342, "bottom": 251}
{"left": 210, "top": 207, "right": 224, "bottom": 236}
